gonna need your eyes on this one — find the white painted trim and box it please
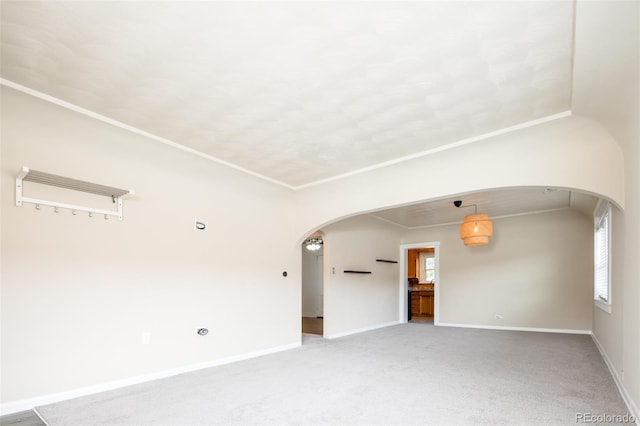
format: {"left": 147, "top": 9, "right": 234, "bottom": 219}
{"left": 593, "top": 199, "right": 612, "bottom": 313}
{"left": 437, "top": 322, "right": 592, "bottom": 335}
{"left": 371, "top": 206, "right": 571, "bottom": 231}
{"left": 293, "top": 111, "right": 572, "bottom": 190}
{"left": 0, "top": 341, "right": 300, "bottom": 416}
{"left": 591, "top": 334, "right": 640, "bottom": 424}
{"left": 324, "top": 321, "right": 400, "bottom": 339}
{"left": 32, "top": 409, "right": 49, "bottom": 426}
{"left": 406, "top": 207, "right": 571, "bottom": 230}
{"left": 594, "top": 299, "right": 612, "bottom": 314}
{"left": 368, "top": 213, "right": 409, "bottom": 229}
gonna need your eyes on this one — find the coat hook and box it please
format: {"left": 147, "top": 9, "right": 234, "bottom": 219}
{"left": 35, "top": 204, "right": 40, "bottom": 210}
{"left": 54, "top": 207, "right": 59, "bottom": 213}
{"left": 104, "top": 214, "right": 109, "bottom": 220}
{"left": 72, "top": 210, "right": 77, "bottom": 215}
{"left": 88, "top": 212, "right": 93, "bottom": 218}
{"left": 112, "top": 195, "right": 116, "bottom": 204}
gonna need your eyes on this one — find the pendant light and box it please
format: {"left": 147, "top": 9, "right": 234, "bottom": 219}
{"left": 304, "top": 237, "right": 323, "bottom": 251}
{"left": 454, "top": 201, "right": 493, "bottom": 246}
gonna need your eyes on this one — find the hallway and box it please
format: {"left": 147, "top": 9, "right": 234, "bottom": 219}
{"left": 301, "top": 317, "right": 323, "bottom": 335}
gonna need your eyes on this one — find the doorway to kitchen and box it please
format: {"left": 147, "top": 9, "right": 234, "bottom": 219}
{"left": 399, "top": 242, "right": 440, "bottom": 325}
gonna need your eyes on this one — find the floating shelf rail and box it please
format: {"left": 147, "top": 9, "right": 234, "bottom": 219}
{"left": 376, "top": 259, "right": 398, "bottom": 264}
{"left": 344, "top": 270, "right": 372, "bottom": 274}
{"left": 16, "top": 166, "right": 132, "bottom": 220}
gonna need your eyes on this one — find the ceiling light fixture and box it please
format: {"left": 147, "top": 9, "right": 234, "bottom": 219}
{"left": 454, "top": 201, "right": 493, "bottom": 247}
{"left": 305, "top": 237, "right": 323, "bottom": 251}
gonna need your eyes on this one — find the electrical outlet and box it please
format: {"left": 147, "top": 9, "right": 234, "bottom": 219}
{"left": 142, "top": 331, "right": 151, "bottom": 345}
{"left": 494, "top": 314, "right": 503, "bottom": 320}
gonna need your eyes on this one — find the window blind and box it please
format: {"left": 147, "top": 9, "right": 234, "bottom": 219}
{"left": 594, "top": 202, "right": 611, "bottom": 304}
{"left": 418, "top": 252, "right": 435, "bottom": 283}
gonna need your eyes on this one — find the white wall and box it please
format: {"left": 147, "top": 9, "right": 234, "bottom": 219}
{"left": 402, "top": 209, "right": 593, "bottom": 331}
{"left": 1, "top": 86, "right": 301, "bottom": 407}
{"left": 321, "top": 215, "right": 403, "bottom": 338}
{"left": 573, "top": 0, "right": 640, "bottom": 416}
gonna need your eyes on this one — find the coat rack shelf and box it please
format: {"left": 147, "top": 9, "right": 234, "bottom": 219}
{"left": 16, "top": 166, "right": 132, "bottom": 220}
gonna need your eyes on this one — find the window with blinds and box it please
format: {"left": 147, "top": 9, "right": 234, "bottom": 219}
{"left": 594, "top": 200, "right": 611, "bottom": 313}
{"left": 418, "top": 252, "right": 435, "bottom": 283}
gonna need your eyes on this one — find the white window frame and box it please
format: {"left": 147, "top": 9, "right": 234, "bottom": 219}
{"left": 418, "top": 252, "right": 435, "bottom": 283}
{"left": 594, "top": 199, "right": 612, "bottom": 313}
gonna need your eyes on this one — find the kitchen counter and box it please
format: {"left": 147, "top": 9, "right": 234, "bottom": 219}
{"left": 410, "top": 285, "right": 434, "bottom": 292}
{"left": 410, "top": 285, "right": 434, "bottom": 317}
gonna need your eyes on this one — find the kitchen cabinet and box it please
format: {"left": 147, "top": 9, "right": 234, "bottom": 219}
{"left": 407, "top": 250, "right": 418, "bottom": 278}
{"left": 411, "top": 290, "right": 434, "bottom": 317}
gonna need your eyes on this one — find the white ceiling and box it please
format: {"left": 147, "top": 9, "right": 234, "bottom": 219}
{"left": 1, "top": 1, "right": 574, "bottom": 189}
{"left": 369, "top": 188, "right": 597, "bottom": 229}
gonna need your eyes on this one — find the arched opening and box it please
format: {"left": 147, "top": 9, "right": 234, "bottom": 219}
{"left": 295, "top": 186, "right": 606, "bottom": 339}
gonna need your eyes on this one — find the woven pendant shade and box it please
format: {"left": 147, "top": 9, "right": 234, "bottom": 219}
{"left": 459, "top": 213, "right": 493, "bottom": 246}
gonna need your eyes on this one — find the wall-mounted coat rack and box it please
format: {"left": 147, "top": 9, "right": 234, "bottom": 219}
{"left": 16, "top": 166, "right": 132, "bottom": 220}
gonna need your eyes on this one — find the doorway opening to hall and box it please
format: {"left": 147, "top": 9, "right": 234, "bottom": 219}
{"left": 302, "top": 232, "right": 324, "bottom": 336}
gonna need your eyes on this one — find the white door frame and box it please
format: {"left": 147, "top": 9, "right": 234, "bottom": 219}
{"left": 316, "top": 254, "right": 324, "bottom": 317}
{"left": 399, "top": 242, "right": 440, "bottom": 325}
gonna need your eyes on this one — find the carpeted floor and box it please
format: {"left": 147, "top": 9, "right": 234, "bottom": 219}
{"left": 36, "top": 324, "right": 632, "bottom": 425}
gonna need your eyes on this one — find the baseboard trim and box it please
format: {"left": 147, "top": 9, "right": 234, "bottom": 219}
{"left": 0, "top": 341, "right": 301, "bottom": 416}
{"left": 591, "top": 334, "right": 640, "bottom": 424}
{"left": 325, "top": 321, "right": 400, "bottom": 339}
{"left": 33, "top": 408, "right": 49, "bottom": 426}
{"left": 437, "top": 322, "right": 592, "bottom": 335}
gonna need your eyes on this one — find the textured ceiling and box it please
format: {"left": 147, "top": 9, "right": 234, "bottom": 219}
{"left": 0, "top": 1, "right": 574, "bottom": 188}
{"left": 370, "top": 188, "right": 597, "bottom": 229}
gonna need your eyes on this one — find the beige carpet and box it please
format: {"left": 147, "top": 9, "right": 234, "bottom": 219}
{"left": 36, "top": 324, "right": 632, "bottom": 425}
